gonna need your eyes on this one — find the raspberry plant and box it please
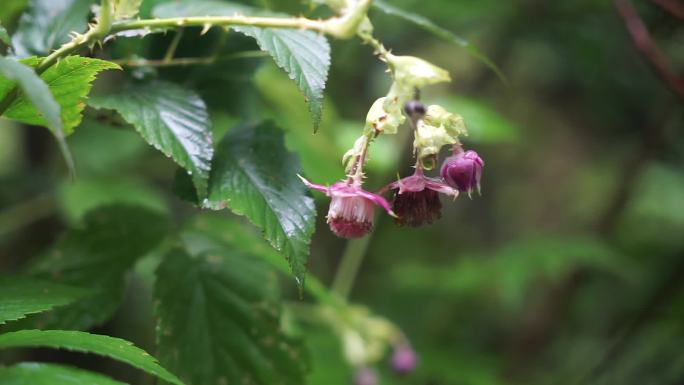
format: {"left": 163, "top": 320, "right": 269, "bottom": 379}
{"left": 0, "top": 1, "right": 498, "bottom": 384}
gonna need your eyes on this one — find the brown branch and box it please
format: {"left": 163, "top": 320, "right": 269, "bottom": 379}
{"left": 652, "top": 0, "right": 684, "bottom": 20}
{"left": 615, "top": 0, "right": 684, "bottom": 104}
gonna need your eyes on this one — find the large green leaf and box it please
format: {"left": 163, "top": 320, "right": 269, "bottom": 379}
{"left": 20, "top": 205, "right": 170, "bottom": 330}
{"left": 0, "top": 330, "right": 184, "bottom": 385}
{"left": 0, "top": 56, "right": 120, "bottom": 134}
{"left": 89, "top": 81, "right": 213, "bottom": 198}
{"left": 0, "top": 362, "right": 126, "bottom": 385}
{"left": 372, "top": 0, "right": 507, "bottom": 84}
{"left": 155, "top": 248, "right": 308, "bottom": 385}
{"left": 153, "top": 1, "right": 331, "bottom": 132}
{"left": 11, "top": 0, "right": 94, "bottom": 57}
{"left": 0, "top": 277, "right": 85, "bottom": 325}
{"left": 205, "top": 121, "right": 316, "bottom": 285}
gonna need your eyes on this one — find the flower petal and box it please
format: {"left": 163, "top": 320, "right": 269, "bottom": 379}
{"left": 356, "top": 189, "right": 397, "bottom": 217}
{"left": 297, "top": 174, "right": 330, "bottom": 194}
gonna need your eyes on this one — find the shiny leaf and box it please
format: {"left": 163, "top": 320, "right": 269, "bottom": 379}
{"left": 89, "top": 81, "right": 213, "bottom": 198}
{"left": 205, "top": 121, "right": 316, "bottom": 285}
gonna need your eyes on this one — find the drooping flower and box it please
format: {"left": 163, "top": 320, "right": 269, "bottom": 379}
{"left": 380, "top": 168, "right": 458, "bottom": 227}
{"left": 440, "top": 148, "right": 484, "bottom": 196}
{"left": 299, "top": 176, "right": 395, "bottom": 239}
{"left": 391, "top": 344, "right": 418, "bottom": 375}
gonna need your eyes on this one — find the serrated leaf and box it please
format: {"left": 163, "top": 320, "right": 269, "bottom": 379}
{"left": 152, "top": 1, "right": 331, "bottom": 132}
{"left": 0, "top": 56, "right": 120, "bottom": 134}
{"left": 372, "top": 0, "right": 507, "bottom": 85}
{"left": 0, "top": 362, "right": 126, "bottom": 385}
{"left": 20, "top": 205, "right": 170, "bottom": 330}
{"left": 11, "top": 0, "right": 94, "bottom": 57}
{"left": 113, "top": 0, "right": 143, "bottom": 19}
{"left": 0, "top": 277, "right": 85, "bottom": 325}
{"left": 0, "top": 55, "right": 75, "bottom": 174}
{"left": 205, "top": 121, "right": 316, "bottom": 285}
{"left": 155, "top": 248, "right": 308, "bottom": 385}
{"left": 0, "top": 330, "right": 184, "bottom": 385}
{"left": 89, "top": 81, "right": 213, "bottom": 198}
{"left": 0, "top": 56, "right": 62, "bottom": 133}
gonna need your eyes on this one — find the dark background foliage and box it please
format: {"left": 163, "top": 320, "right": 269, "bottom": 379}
{"left": 1, "top": 0, "right": 684, "bottom": 384}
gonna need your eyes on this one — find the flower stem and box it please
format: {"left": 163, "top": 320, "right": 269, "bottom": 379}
{"left": 331, "top": 234, "right": 373, "bottom": 300}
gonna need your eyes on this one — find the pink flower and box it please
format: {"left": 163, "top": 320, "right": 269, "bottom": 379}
{"left": 380, "top": 168, "right": 458, "bottom": 227}
{"left": 299, "top": 176, "right": 395, "bottom": 239}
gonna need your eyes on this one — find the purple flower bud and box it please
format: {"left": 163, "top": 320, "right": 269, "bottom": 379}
{"left": 299, "top": 176, "right": 396, "bottom": 239}
{"left": 440, "top": 149, "right": 484, "bottom": 196}
{"left": 354, "top": 367, "right": 379, "bottom": 385}
{"left": 391, "top": 345, "right": 418, "bottom": 375}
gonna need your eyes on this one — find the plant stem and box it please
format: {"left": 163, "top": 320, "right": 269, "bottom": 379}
{"left": 111, "top": 51, "right": 268, "bottom": 67}
{"left": 331, "top": 234, "right": 373, "bottom": 300}
{"left": 162, "top": 28, "right": 184, "bottom": 63}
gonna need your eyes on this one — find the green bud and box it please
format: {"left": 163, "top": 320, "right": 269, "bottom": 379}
{"left": 386, "top": 54, "right": 451, "bottom": 92}
{"left": 364, "top": 96, "right": 405, "bottom": 135}
{"left": 413, "top": 104, "right": 467, "bottom": 166}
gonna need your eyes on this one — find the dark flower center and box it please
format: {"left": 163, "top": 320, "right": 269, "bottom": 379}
{"left": 392, "top": 189, "right": 442, "bottom": 227}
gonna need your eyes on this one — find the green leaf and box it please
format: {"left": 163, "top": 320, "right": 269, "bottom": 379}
{"left": 113, "top": 0, "right": 143, "bottom": 19}
{"left": 155, "top": 248, "right": 308, "bottom": 385}
{"left": 0, "top": 55, "right": 75, "bottom": 175}
{"left": 0, "top": 277, "right": 85, "bottom": 325}
{"left": 21, "top": 205, "right": 170, "bottom": 330}
{"left": 153, "top": 1, "right": 331, "bottom": 132}
{"left": 11, "top": 0, "right": 94, "bottom": 57}
{"left": 0, "top": 56, "right": 120, "bottom": 134}
{"left": 372, "top": 0, "right": 507, "bottom": 85}
{"left": 0, "top": 56, "right": 62, "bottom": 133}
{"left": 89, "top": 81, "right": 213, "bottom": 198}
{"left": 0, "top": 330, "right": 184, "bottom": 385}
{"left": 233, "top": 27, "right": 330, "bottom": 132}
{"left": 0, "top": 362, "right": 126, "bottom": 385}
{"left": 205, "top": 121, "right": 316, "bottom": 285}
{"left": 183, "top": 213, "right": 340, "bottom": 309}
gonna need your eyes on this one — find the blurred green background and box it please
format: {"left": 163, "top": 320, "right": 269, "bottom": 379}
{"left": 1, "top": 0, "right": 684, "bottom": 384}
